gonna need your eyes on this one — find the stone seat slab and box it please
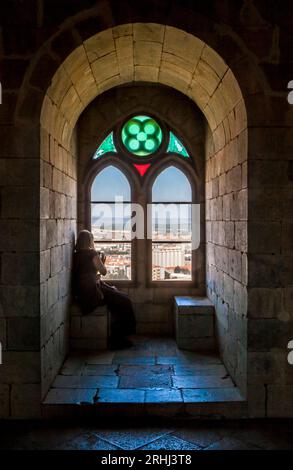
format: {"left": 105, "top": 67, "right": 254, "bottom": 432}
{"left": 70, "top": 302, "right": 109, "bottom": 351}
{"left": 71, "top": 302, "right": 108, "bottom": 316}
{"left": 174, "top": 296, "right": 214, "bottom": 314}
{"left": 174, "top": 296, "right": 216, "bottom": 352}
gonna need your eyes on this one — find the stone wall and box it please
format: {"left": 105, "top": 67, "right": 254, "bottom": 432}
{"left": 205, "top": 119, "right": 248, "bottom": 395}
{"left": 0, "top": 0, "right": 292, "bottom": 418}
{"left": 247, "top": 119, "right": 293, "bottom": 417}
{"left": 77, "top": 84, "right": 206, "bottom": 336}
{"left": 40, "top": 127, "right": 77, "bottom": 397}
{"left": 0, "top": 135, "right": 41, "bottom": 416}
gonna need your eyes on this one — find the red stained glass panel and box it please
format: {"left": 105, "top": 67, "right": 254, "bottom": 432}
{"left": 133, "top": 163, "right": 151, "bottom": 176}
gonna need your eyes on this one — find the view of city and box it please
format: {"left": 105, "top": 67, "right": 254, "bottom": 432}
{"left": 94, "top": 241, "right": 131, "bottom": 280}
{"left": 152, "top": 243, "right": 192, "bottom": 280}
{"left": 92, "top": 202, "right": 192, "bottom": 281}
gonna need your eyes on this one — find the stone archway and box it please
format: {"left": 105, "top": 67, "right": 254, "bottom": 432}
{"left": 41, "top": 24, "right": 246, "bottom": 149}
{"left": 37, "top": 23, "right": 248, "bottom": 399}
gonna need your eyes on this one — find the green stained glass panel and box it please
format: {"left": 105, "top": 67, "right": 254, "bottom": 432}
{"left": 121, "top": 115, "right": 162, "bottom": 156}
{"left": 94, "top": 132, "right": 117, "bottom": 159}
{"left": 167, "top": 132, "right": 190, "bottom": 158}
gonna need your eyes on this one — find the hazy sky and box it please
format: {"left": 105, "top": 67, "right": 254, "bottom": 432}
{"left": 91, "top": 165, "right": 191, "bottom": 202}
{"left": 91, "top": 166, "right": 131, "bottom": 201}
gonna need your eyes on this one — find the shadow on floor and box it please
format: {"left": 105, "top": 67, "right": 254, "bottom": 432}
{"left": 1, "top": 419, "right": 293, "bottom": 450}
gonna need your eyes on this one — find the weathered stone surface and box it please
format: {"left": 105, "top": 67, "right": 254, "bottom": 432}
{"left": 231, "top": 189, "right": 247, "bottom": 221}
{"left": 248, "top": 254, "right": 286, "bottom": 288}
{"left": 80, "top": 316, "right": 107, "bottom": 339}
{"left": 222, "top": 193, "right": 232, "bottom": 220}
{"left": 225, "top": 221, "right": 235, "bottom": 248}
{"left": 0, "top": 352, "right": 40, "bottom": 384}
{"left": 2, "top": 186, "right": 39, "bottom": 219}
{"left": 281, "top": 223, "right": 293, "bottom": 254}
{"left": 267, "top": 385, "right": 293, "bottom": 418}
{"left": 247, "top": 385, "right": 266, "bottom": 418}
{"left": 248, "top": 351, "right": 284, "bottom": 385}
{"left": 249, "top": 160, "right": 288, "bottom": 188}
{"left": 50, "top": 246, "right": 63, "bottom": 276}
{"left": 234, "top": 281, "right": 247, "bottom": 316}
{"left": 45, "top": 219, "right": 58, "bottom": 249}
{"left": 250, "top": 222, "right": 281, "bottom": 254}
{"left": 164, "top": 26, "right": 204, "bottom": 67}
{"left": 120, "top": 374, "right": 171, "bottom": 389}
{"left": 0, "top": 158, "right": 39, "bottom": 186}
{"left": 202, "top": 45, "right": 228, "bottom": 79}
{"left": 47, "top": 275, "right": 59, "bottom": 309}
{"left": 84, "top": 30, "right": 115, "bottom": 63}
{"left": 173, "top": 375, "right": 234, "bottom": 389}
{"left": 52, "top": 375, "right": 118, "bottom": 389}
{"left": 194, "top": 60, "right": 220, "bottom": 97}
{"left": 223, "top": 274, "right": 234, "bottom": 309}
{"left": 69, "top": 303, "right": 108, "bottom": 350}
{"left": 0, "top": 318, "right": 7, "bottom": 350}
{"left": 40, "top": 250, "right": 50, "bottom": 283}
{"left": 0, "top": 219, "right": 38, "bottom": 252}
{"left": 7, "top": 317, "right": 40, "bottom": 351}
{"left": 11, "top": 384, "right": 41, "bottom": 418}
{"left": 134, "top": 41, "right": 162, "bottom": 67}
{"left": 0, "top": 385, "right": 10, "bottom": 418}
{"left": 0, "top": 286, "right": 39, "bottom": 318}
{"left": 228, "top": 250, "right": 242, "bottom": 281}
{"left": 248, "top": 288, "right": 282, "bottom": 319}
{"left": 134, "top": 304, "right": 169, "bottom": 323}
{"left": 235, "top": 222, "right": 247, "bottom": 252}
{"left": 174, "top": 297, "right": 215, "bottom": 351}
{"left": 133, "top": 23, "right": 165, "bottom": 42}
{"left": 248, "top": 318, "right": 293, "bottom": 351}
{"left": 2, "top": 253, "right": 39, "bottom": 285}
{"left": 249, "top": 128, "right": 293, "bottom": 160}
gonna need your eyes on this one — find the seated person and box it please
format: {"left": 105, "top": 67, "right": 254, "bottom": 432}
{"left": 72, "top": 230, "right": 136, "bottom": 349}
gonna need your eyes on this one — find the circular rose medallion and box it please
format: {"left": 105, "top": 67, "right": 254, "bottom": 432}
{"left": 121, "top": 115, "right": 163, "bottom": 156}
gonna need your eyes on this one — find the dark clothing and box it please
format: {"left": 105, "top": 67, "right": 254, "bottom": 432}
{"left": 101, "top": 282, "right": 136, "bottom": 339}
{"left": 72, "top": 249, "right": 136, "bottom": 340}
{"left": 72, "top": 249, "right": 104, "bottom": 314}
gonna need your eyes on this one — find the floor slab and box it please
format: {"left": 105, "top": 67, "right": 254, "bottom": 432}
{"left": 43, "top": 335, "right": 246, "bottom": 418}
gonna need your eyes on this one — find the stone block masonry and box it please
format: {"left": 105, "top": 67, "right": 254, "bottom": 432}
{"left": 174, "top": 297, "right": 216, "bottom": 352}
{"left": 70, "top": 303, "right": 109, "bottom": 350}
{"left": 39, "top": 123, "right": 78, "bottom": 398}
{"left": 0, "top": 0, "right": 292, "bottom": 418}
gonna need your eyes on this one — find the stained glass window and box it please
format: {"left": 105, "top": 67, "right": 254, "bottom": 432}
{"left": 167, "top": 132, "right": 189, "bottom": 158}
{"left": 121, "top": 115, "right": 163, "bottom": 156}
{"left": 93, "top": 132, "right": 117, "bottom": 159}
{"left": 90, "top": 117, "right": 195, "bottom": 284}
{"left": 133, "top": 163, "right": 151, "bottom": 177}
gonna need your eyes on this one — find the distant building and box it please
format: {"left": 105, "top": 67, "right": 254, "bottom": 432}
{"left": 152, "top": 244, "right": 185, "bottom": 268}
{"left": 152, "top": 266, "right": 165, "bottom": 280}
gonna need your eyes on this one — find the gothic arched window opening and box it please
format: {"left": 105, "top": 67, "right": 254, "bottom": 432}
{"left": 88, "top": 114, "right": 196, "bottom": 284}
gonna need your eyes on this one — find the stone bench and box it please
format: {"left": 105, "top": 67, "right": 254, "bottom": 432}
{"left": 70, "top": 302, "right": 109, "bottom": 350}
{"left": 174, "top": 296, "right": 216, "bottom": 352}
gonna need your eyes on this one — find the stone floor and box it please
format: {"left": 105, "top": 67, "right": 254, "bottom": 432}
{"left": 43, "top": 336, "right": 245, "bottom": 418}
{"left": 1, "top": 419, "right": 293, "bottom": 450}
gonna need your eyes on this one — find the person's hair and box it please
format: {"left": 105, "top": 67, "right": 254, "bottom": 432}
{"left": 75, "top": 230, "right": 95, "bottom": 251}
